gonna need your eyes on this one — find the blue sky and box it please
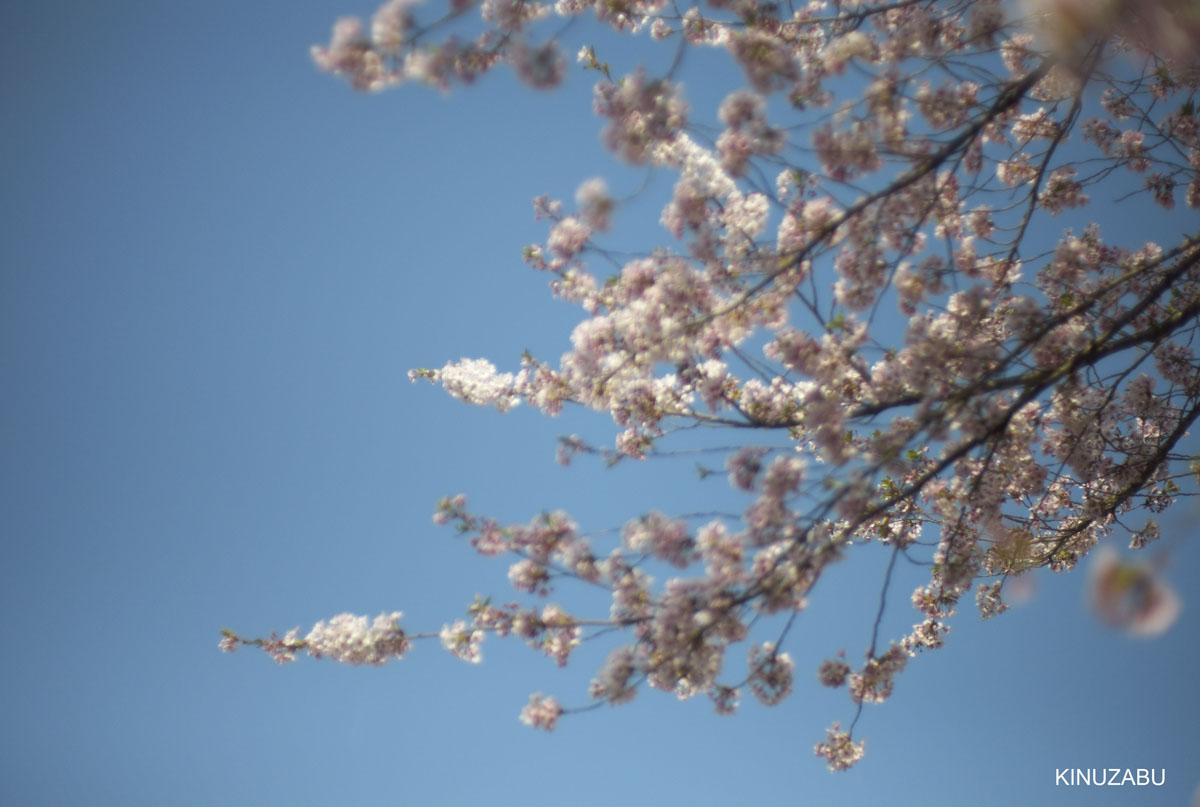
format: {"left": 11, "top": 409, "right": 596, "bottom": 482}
{"left": 2, "top": 2, "right": 1198, "bottom": 804}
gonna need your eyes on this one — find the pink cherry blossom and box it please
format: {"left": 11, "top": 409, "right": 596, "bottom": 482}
{"left": 817, "top": 656, "right": 851, "bottom": 688}
{"left": 512, "top": 39, "right": 566, "bottom": 89}
{"left": 519, "top": 693, "right": 563, "bottom": 731}
{"left": 814, "top": 723, "right": 865, "bottom": 772}
{"left": 305, "top": 612, "right": 410, "bottom": 665}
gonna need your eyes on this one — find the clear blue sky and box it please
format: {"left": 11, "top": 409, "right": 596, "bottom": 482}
{"left": 2, "top": 2, "right": 1197, "bottom": 805}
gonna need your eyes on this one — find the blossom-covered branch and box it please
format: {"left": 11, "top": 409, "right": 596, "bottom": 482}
{"left": 229, "top": 0, "right": 1200, "bottom": 771}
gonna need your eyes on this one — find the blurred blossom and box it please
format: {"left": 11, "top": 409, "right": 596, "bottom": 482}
{"left": 512, "top": 39, "right": 566, "bottom": 89}
{"left": 1004, "top": 573, "right": 1037, "bottom": 605}
{"left": 1087, "top": 547, "right": 1181, "bottom": 637}
{"left": 1026, "top": 0, "right": 1200, "bottom": 69}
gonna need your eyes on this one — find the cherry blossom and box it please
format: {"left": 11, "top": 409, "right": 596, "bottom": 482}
{"left": 814, "top": 722, "right": 866, "bottom": 772}
{"left": 440, "top": 620, "right": 485, "bottom": 663}
{"left": 817, "top": 655, "right": 852, "bottom": 688}
{"left": 221, "top": 612, "right": 410, "bottom": 666}
{"left": 519, "top": 693, "right": 564, "bottom": 731}
{"left": 229, "top": 0, "right": 1200, "bottom": 773}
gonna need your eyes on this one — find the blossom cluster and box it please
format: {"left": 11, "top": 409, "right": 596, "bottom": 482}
{"left": 221, "top": 611, "right": 410, "bottom": 666}
{"left": 814, "top": 722, "right": 865, "bottom": 772}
